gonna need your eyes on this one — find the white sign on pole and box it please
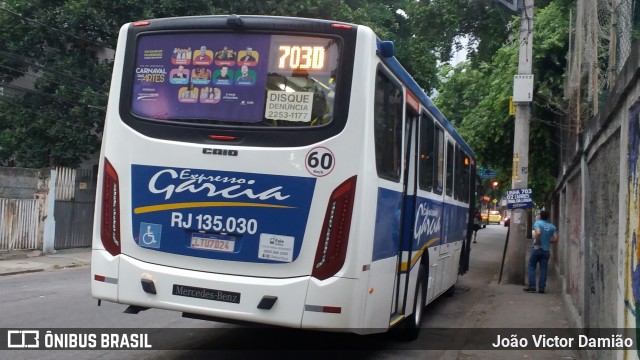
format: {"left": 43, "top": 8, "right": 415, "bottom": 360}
{"left": 506, "top": 188, "right": 534, "bottom": 209}
{"left": 513, "top": 74, "right": 534, "bottom": 102}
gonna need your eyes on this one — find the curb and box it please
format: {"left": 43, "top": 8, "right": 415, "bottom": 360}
{"left": 0, "top": 269, "right": 45, "bottom": 277}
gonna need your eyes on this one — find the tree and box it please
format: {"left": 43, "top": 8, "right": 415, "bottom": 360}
{"left": 0, "top": 0, "right": 213, "bottom": 167}
{"left": 432, "top": 1, "right": 569, "bottom": 204}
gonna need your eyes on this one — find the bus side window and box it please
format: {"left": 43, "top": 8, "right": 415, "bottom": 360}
{"left": 456, "top": 146, "right": 471, "bottom": 203}
{"left": 418, "top": 114, "right": 435, "bottom": 192}
{"left": 435, "top": 126, "right": 444, "bottom": 194}
{"left": 446, "top": 140, "right": 454, "bottom": 197}
{"left": 374, "top": 70, "right": 403, "bottom": 182}
{"left": 454, "top": 145, "right": 462, "bottom": 201}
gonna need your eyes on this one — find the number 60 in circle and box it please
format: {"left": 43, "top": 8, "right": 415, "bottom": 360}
{"left": 305, "top": 147, "right": 335, "bottom": 177}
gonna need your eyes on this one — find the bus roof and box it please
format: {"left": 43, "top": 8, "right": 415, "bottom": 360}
{"left": 376, "top": 39, "right": 475, "bottom": 158}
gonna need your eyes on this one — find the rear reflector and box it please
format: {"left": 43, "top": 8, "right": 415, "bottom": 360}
{"left": 94, "top": 274, "right": 118, "bottom": 284}
{"left": 322, "top": 306, "right": 342, "bottom": 314}
{"left": 304, "top": 304, "right": 342, "bottom": 314}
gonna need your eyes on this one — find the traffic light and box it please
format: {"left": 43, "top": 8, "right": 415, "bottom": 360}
{"left": 492, "top": 181, "right": 499, "bottom": 189}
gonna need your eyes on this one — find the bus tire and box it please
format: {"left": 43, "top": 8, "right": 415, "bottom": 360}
{"left": 444, "top": 283, "right": 456, "bottom": 297}
{"left": 402, "top": 264, "right": 427, "bottom": 341}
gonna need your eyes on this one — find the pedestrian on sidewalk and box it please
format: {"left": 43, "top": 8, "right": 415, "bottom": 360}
{"left": 524, "top": 210, "right": 558, "bottom": 294}
{"left": 473, "top": 209, "right": 482, "bottom": 243}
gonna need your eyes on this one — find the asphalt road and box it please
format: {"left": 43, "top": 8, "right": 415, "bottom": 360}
{"left": 0, "top": 224, "right": 509, "bottom": 360}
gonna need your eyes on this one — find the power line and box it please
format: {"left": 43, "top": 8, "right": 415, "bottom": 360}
{"left": 0, "top": 93, "right": 104, "bottom": 131}
{"left": 0, "top": 1, "right": 113, "bottom": 50}
{"left": 1, "top": 82, "right": 106, "bottom": 111}
{"left": 0, "top": 49, "right": 109, "bottom": 91}
{"left": 0, "top": 95, "right": 102, "bottom": 133}
{"left": 0, "top": 63, "right": 107, "bottom": 95}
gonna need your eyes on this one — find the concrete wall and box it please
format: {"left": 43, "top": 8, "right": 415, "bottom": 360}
{"left": 585, "top": 131, "right": 619, "bottom": 331}
{"left": 566, "top": 173, "right": 584, "bottom": 315}
{"left": 0, "top": 167, "right": 49, "bottom": 199}
{"left": 553, "top": 41, "right": 640, "bottom": 360}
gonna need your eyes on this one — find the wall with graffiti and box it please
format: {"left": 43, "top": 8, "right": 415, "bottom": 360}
{"left": 552, "top": 42, "right": 640, "bottom": 359}
{"left": 566, "top": 175, "right": 584, "bottom": 313}
{"left": 586, "top": 131, "right": 619, "bottom": 332}
{"left": 626, "top": 101, "right": 640, "bottom": 360}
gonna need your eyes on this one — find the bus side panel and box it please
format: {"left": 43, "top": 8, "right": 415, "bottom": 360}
{"left": 449, "top": 246, "right": 462, "bottom": 287}
{"left": 91, "top": 250, "right": 120, "bottom": 302}
{"left": 426, "top": 245, "right": 440, "bottom": 302}
{"left": 361, "top": 187, "right": 401, "bottom": 329}
{"left": 397, "top": 259, "right": 422, "bottom": 321}
{"left": 302, "top": 277, "right": 363, "bottom": 331}
{"left": 362, "top": 257, "right": 397, "bottom": 330}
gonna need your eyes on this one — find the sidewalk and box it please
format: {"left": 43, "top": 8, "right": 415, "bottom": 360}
{"left": 447, "top": 269, "right": 581, "bottom": 359}
{"left": 0, "top": 248, "right": 91, "bottom": 276}
{"left": 443, "top": 227, "right": 583, "bottom": 359}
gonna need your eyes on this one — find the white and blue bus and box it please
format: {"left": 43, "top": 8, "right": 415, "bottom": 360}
{"left": 92, "top": 15, "right": 476, "bottom": 338}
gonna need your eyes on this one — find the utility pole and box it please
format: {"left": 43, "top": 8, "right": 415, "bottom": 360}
{"left": 503, "top": 0, "right": 534, "bottom": 284}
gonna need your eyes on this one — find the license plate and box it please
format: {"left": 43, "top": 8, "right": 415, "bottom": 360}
{"left": 190, "top": 233, "right": 235, "bottom": 252}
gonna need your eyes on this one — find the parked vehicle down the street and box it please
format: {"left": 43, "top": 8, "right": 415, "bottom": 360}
{"left": 488, "top": 210, "right": 501, "bottom": 224}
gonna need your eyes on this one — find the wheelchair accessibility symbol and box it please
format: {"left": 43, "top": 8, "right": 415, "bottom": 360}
{"left": 139, "top": 222, "right": 162, "bottom": 249}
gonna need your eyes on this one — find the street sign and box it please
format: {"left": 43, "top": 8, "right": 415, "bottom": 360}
{"left": 479, "top": 170, "right": 497, "bottom": 179}
{"left": 506, "top": 188, "right": 533, "bottom": 209}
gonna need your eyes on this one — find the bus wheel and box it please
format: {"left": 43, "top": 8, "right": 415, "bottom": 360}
{"left": 444, "top": 283, "right": 456, "bottom": 297}
{"left": 402, "top": 264, "right": 427, "bottom": 341}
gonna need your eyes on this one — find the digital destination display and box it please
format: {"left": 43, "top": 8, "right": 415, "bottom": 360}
{"left": 277, "top": 45, "right": 326, "bottom": 71}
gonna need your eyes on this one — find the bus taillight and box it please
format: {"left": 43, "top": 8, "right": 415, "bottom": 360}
{"left": 312, "top": 176, "right": 357, "bottom": 280}
{"left": 100, "top": 158, "right": 121, "bottom": 256}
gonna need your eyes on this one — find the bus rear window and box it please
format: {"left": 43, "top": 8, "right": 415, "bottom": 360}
{"left": 131, "top": 33, "right": 340, "bottom": 127}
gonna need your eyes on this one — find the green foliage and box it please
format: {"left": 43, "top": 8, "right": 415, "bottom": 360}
{"left": 407, "top": 0, "right": 513, "bottom": 65}
{"left": 432, "top": 1, "right": 570, "bottom": 205}
{"left": 0, "top": 0, "right": 417, "bottom": 168}
{"left": 0, "top": 0, "right": 216, "bottom": 167}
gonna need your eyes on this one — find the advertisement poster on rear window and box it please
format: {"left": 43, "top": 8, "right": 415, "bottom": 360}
{"left": 132, "top": 33, "right": 269, "bottom": 123}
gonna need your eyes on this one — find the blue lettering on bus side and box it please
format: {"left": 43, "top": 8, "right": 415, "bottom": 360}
{"left": 410, "top": 197, "right": 443, "bottom": 251}
{"left": 130, "top": 164, "right": 316, "bottom": 262}
{"left": 373, "top": 189, "right": 468, "bottom": 261}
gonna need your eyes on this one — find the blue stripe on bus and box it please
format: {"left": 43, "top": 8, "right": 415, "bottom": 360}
{"left": 373, "top": 187, "right": 468, "bottom": 262}
{"left": 372, "top": 187, "right": 402, "bottom": 261}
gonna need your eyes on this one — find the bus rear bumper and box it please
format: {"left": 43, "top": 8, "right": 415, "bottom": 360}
{"left": 91, "top": 251, "right": 361, "bottom": 331}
